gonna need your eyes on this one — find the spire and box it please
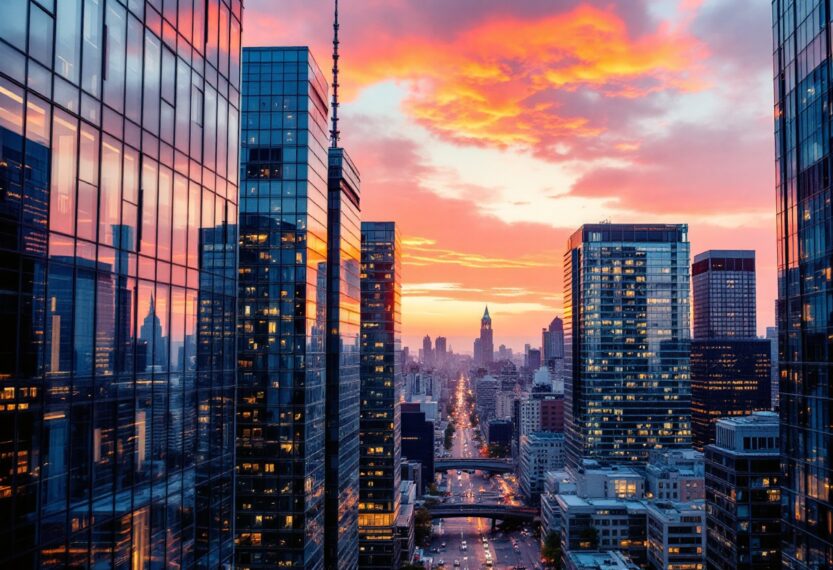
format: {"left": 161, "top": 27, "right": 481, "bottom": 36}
{"left": 329, "top": 0, "right": 340, "bottom": 148}
{"left": 484, "top": 305, "right": 490, "bottom": 318}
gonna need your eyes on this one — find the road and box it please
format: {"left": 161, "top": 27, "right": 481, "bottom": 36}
{"left": 426, "top": 374, "right": 541, "bottom": 570}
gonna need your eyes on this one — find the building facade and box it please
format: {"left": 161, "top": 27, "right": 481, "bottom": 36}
{"left": 325, "top": 145, "right": 362, "bottom": 568}
{"left": 692, "top": 250, "right": 757, "bottom": 339}
{"left": 476, "top": 306, "right": 494, "bottom": 367}
{"left": 690, "top": 339, "right": 772, "bottom": 449}
{"left": 645, "top": 448, "right": 705, "bottom": 502}
{"left": 400, "top": 403, "right": 434, "bottom": 495}
{"left": 772, "top": 5, "right": 833, "bottom": 563}
{"left": 236, "top": 46, "right": 330, "bottom": 569}
{"left": 519, "top": 432, "right": 565, "bottom": 504}
{"left": 564, "top": 224, "right": 691, "bottom": 467}
{"left": 359, "top": 221, "right": 402, "bottom": 568}
{"left": 646, "top": 501, "right": 707, "bottom": 570}
{"left": 0, "top": 1, "right": 241, "bottom": 566}
{"left": 705, "top": 412, "right": 781, "bottom": 570}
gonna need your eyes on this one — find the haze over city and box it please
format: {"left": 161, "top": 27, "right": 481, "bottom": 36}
{"left": 245, "top": 0, "right": 776, "bottom": 351}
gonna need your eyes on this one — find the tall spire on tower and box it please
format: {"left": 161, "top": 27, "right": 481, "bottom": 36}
{"left": 330, "top": 0, "right": 340, "bottom": 148}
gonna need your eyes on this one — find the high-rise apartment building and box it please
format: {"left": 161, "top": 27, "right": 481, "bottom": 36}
{"left": 359, "top": 221, "right": 402, "bottom": 568}
{"left": 325, "top": 145, "right": 362, "bottom": 568}
{"left": 772, "top": 3, "right": 833, "bottom": 566}
{"left": 564, "top": 224, "right": 691, "bottom": 467}
{"left": 705, "top": 412, "right": 781, "bottom": 569}
{"left": 0, "top": 1, "right": 242, "bottom": 565}
{"left": 692, "top": 250, "right": 756, "bottom": 339}
{"left": 236, "top": 47, "right": 330, "bottom": 568}
{"left": 542, "top": 315, "right": 564, "bottom": 363}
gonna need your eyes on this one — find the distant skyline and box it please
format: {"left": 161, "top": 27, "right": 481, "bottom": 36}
{"left": 244, "top": 0, "right": 776, "bottom": 352}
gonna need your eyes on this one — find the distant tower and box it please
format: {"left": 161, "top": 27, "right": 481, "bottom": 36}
{"left": 479, "top": 306, "right": 494, "bottom": 366}
{"left": 422, "top": 335, "right": 433, "bottom": 366}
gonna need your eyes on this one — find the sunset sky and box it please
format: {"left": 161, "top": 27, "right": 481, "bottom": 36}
{"left": 244, "top": 0, "right": 776, "bottom": 353}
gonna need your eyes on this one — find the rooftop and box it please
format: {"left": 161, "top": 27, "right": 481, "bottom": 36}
{"left": 566, "top": 550, "right": 640, "bottom": 569}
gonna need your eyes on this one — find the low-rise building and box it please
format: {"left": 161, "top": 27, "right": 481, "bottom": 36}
{"left": 557, "top": 495, "right": 648, "bottom": 567}
{"left": 565, "top": 551, "right": 640, "bottom": 570}
{"left": 520, "top": 432, "right": 566, "bottom": 504}
{"left": 645, "top": 448, "right": 705, "bottom": 502}
{"left": 573, "top": 460, "right": 645, "bottom": 500}
{"left": 646, "top": 500, "right": 706, "bottom": 570}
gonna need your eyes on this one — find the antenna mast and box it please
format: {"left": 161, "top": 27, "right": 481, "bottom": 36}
{"left": 330, "top": 0, "right": 340, "bottom": 148}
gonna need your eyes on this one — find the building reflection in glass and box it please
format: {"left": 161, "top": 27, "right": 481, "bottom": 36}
{"left": 0, "top": 0, "right": 242, "bottom": 566}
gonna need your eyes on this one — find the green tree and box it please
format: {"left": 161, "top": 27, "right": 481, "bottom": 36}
{"left": 414, "top": 507, "right": 433, "bottom": 544}
{"left": 444, "top": 423, "right": 456, "bottom": 450}
{"left": 541, "top": 531, "right": 562, "bottom": 569}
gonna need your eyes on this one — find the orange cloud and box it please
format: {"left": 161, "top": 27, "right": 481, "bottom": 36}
{"left": 346, "top": 4, "right": 707, "bottom": 154}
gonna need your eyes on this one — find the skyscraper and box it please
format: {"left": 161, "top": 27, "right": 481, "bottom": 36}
{"left": 564, "top": 224, "right": 691, "bottom": 467}
{"left": 359, "top": 221, "right": 402, "bottom": 568}
{"left": 0, "top": 1, "right": 242, "bottom": 565}
{"left": 324, "top": 4, "right": 362, "bottom": 564}
{"left": 477, "top": 305, "right": 494, "bottom": 366}
{"left": 326, "top": 147, "right": 362, "bottom": 570}
{"left": 435, "top": 335, "right": 447, "bottom": 365}
{"left": 690, "top": 249, "right": 770, "bottom": 449}
{"left": 690, "top": 339, "right": 772, "bottom": 449}
{"left": 236, "top": 47, "right": 330, "bottom": 568}
{"left": 773, "top": 2, "right": 833, "bottom": 565}
{"left": 692, "top": 250, "right": 757, "bottom": 339}
{"left": 422, "top": 334, "right": 433, "bottom": 366}
{"left": 542, "top": 315, "right": 565, "bottom": 363}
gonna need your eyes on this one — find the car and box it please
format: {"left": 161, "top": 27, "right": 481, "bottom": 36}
{"left": 441, "top": 542, "right": 447, "bottom": 548}
{"left": 454, "top": 559, "right": 460, "bottom": 567}
{"left": 437, "top": 560, "right": 444, "bottom": 567}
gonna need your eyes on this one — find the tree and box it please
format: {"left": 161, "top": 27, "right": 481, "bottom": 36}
{"left": 414, "top": 507, "right": 433, "bottom": 544}
{"left": 541, "top": 531, "right": 562, "bottom": 569}
{"left": 487, "top": 442, "right": 509, "bottom": 458}
{"left": 578, "top": 527, "right": 599, "bottom": 550}
{"left": 444, "top": 423, "right": 456, "bottom": 450}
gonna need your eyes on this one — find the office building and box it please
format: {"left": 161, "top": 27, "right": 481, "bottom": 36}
{"left": 765, "top": 326, "right": 778, "bottom": 409}
{"left": 690, "top": 339, "right": 771, "bottom": 449}
{"left": 0, "top": 1, "right": 241, "bottom": 565}
{"left": 236, "top": 46, "right": 331, "bottom": 568}
{"left": 435, "top": 336, "right": 447, "bottom": 365}
{"left": 705, "top": 412, "right": 781, "bottom": 569}
{"left": 474, "top": 374, "right": 499, "bottom": 422}
{"left": 325, "top": 145, "right": 362, "bottom": 568}
{"left": 646, "top": 501, "right": 706, "bottom": 570}
{"left": 645, "top": 448, "right": 705, "bottom": 502}
{"left": 422, "top": 334, "right": 432, "bottom": 366}
{"left": 474, "top": 305, "right": 494, "bottom": 366}
{"left": 527, "top": 347, "right": 542, "bottom": 371}
{"left": 541, "top": 394, "right": 565, "bottom": 432}
{"left": 557, "top": 495, "right": 649, "bottom": 566}
{"left": 542, "top": 315, "right": 565, "bottom": 368}
{"left": 518, "top": 397, "right": 542, "bottom": 437}
{"left": 359, "top": 221, "right": 402, "bottom": 568}
{"left": 692, "top": 250, "right": 756, "bottom": 339}
{"left": 564, "top": 224, "right": 691, "bottom": 467}
{"left": 519, "top": 432, "right": 565, "bottom": 504}
{"left": 400, "top": 403, "right": 434, "bottom": 495}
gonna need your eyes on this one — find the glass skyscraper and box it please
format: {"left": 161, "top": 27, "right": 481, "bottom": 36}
{"left": 359, "top": 221, "right": 401, "bottom": 569}
{"left": 773, "top": 1, "right": 833, "bottom": 566}
{"left": 325, "top": 147, "right": 361, "bottom": 569}
{"left": 0, "top": 0, "right": 242, "bottom": 566}
{"left": 563, "top": 224, "right": 691, "bottom": 467}
{"left": 235, "top": 47, "right": 329, "bottom": 569}
{"left": 692, "top": 250, "right": 757, "bottom": 339}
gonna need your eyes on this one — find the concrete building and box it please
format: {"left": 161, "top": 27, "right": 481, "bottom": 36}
{"left": 705, "top": 412, "right": 780, "bottom": 570}
{"left": 520, "top": 432, "right": 566, "bottom": 504}
{"left": 557, "top": 495, "right": 649, "bottom": 567}
{"left": 646, "top": 501, "right": 707, "bottom": 570}
{"left": 645, "top": 448, "right": 705, "bottom": 502}
{"left": 519, "top": 397, "right": 542, "bottom": 438}
{"left": 541, "top": 395, "right": 565, "bottom": 432}
{"left": 475, "top": 375, "right": 499, "bottom": 422}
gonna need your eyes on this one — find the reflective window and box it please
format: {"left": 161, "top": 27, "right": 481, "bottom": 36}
{"left": 103, "top": 0, "right": 126, "bottom": 112}
{"left": 50, "top": 109, "right": 78, "bottom": 235}
{"left": 55, "top": 0, "right": 82, "bottom": 83}
{"left": 99, "top": 135, "right": 122, "bottom": 245}
{"left": 28, "top": 5, "right": 54, "bottom": 66}
{"left": 0, "top": 0, "right": 27, "bottom": 51}
{"left": 82, "top": 0, "right": 104, "bottom": 97}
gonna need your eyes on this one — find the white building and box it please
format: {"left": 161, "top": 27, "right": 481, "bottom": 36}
{"left": 495, "top": 391, "right": 516, "bottom": 420}
{"left": 518, "top": 397, "right": 542, "bottom": 437}
{"left": 646, "top": 500, "right": 706, "bottom": 570}
{"left": 519, "top": 432, "right": 565, "bottom": 504}
{"left": 645, "top": 448, "right": 705, "bottom": 502}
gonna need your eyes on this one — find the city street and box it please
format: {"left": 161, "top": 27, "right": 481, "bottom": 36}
{"left": 427, "top": 375, "right": 541, "bottom": 570}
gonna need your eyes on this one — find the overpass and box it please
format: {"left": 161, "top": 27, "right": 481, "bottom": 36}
{"left": 434, "top": 458, "right": 514, "bottom": 474}
{"left": 426, "top": 503, "right": 537, "bottom": 523}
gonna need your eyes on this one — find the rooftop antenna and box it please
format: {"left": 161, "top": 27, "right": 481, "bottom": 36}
{"left": 330, "top": 0, "right": 340, "bottom": 148}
